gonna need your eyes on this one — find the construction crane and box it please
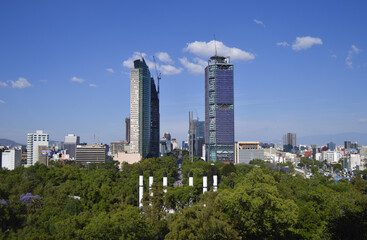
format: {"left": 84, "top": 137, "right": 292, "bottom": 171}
{"left": 153, "top": 56, "right": 161, "bottom": 95}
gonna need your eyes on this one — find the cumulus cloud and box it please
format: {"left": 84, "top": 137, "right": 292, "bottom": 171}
{"left": 71, "top": 76, "right": 84, "bottom": 83}
{"left": 292, "top": 36, "right": 323, "bottom": 51}
{"left": 160, "top": 65, "right": 183, "bottom": 75}
{"left": 179, "top": 57, "right": 207, "bottom": 75}
{"left": 346, "top": 45, "right": 362, "bottom": 68}
{"left": 156, "top": 52, "right": 173, "bottom": 64}
{"left": 89, "top": 83, "right": 97, "bottom": 87}
{"left": 0, "top": 81, "right": 8, "bottom": 88}
{"left": 183, "top": 40, "right": 255, "bottom": 61}
{"left": 122, "top": 52, "right": 182, "bottom": 76}
{"left": 277, "top": 41, "right": 289, "bottom": 47}
{"left": 253, "top": 19, "right": 265, "bottom": 27}
{"left": 8, "top": 77, "right": 32, "bottom": 88}
{"left": 0, "top": 99, "right": 5, "bottom": 104}
{"left": 106, "top": 68, "right": 114, "bottom": 73}
{"left": 122, "top": 52, "right": 148, "bottom": 68}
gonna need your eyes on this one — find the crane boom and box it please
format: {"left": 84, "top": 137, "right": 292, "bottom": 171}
{"left": 153, "top": 56, "right": 161, "bottom": 95}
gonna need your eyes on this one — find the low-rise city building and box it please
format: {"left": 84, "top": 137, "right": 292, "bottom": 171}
{"left": 75, "top": 144, "right": 107, "bottom": 164}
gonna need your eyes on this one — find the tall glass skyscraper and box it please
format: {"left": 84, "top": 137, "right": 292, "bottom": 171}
{"left": 149, "top": 77, "right": 160, "bottom": 158}
{"left": 130, "top": 59, "right": 151, "bottom": 158}
{"left": 130, "top": 58, "right": 160, "bottom": 158}
{"left": 205, "top": 56, "right": 235, "bottom": 163}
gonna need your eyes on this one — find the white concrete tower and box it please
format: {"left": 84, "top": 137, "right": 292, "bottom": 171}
{"left": 213, "top": 170, "right": 218, "bottom": 192}
{"left": 203, "top": 171, "right": 208, "bottom": 194}
{"left": 27, "top": 130, "right": 49, "bottom": 166}
{"left": 139, "top": 170, "right": 144, "bottom": 207}
{"left": 189, "top": 171, "right": 194, "bottom": 187}
{"left": 163, "top": 171, "right": 167, "bottom": 193}
{"left": 149, "top": 170, "right": 154, "bottom": 198}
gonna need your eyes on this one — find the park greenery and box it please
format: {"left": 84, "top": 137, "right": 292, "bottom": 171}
{"left": 1, "top": 150, "right": 367, "bottom": 239}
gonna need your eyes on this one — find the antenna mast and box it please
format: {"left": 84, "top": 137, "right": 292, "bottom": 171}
{"left": 214, "top": 34, "right": 217, "bottom": 56}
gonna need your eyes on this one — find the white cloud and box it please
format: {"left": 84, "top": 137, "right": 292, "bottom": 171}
{"left": 331, "top": 54, "right": 337, "bottom": 58}
{"left": 89, "top": 83, "right": 97, "bottom": 87}
{"left": 358, "top": 118, "right": 367, "bottom": 123}
{"left": 122, "top": 52, "right": 148, "bottom": 68}
{"left": 253, "top": 19, "right": 265, "bottom": 27}
{"left": 156, "top": 52, "right": 173, "bottom": 64}
{"left": 40, "top": 79, "right": 48, "bottom": 83}
{"left": 71, "top": 76, "right": 84, "bottom": 83}
{"left": 106, "top": 68, "right": 114, "bottom": 73}
{"left": 179, "top": 57, "right": 207, "bottom": 75}
{"left": 123, "top": 52, "right": 182, "bottom": 76}
{"left": 277, "top": 41, "right": 289, "bottom": 47}
{"left": 346, "top": 45, "right": 362, "bottom": 68}
{"left": 351, "top": 45, "right": 361, "bottom": 54}
{"left": 0, "top": 99, "right": 5, "bottom": 104}
{"left": 292, "top": 36, "right": 323, "bottom": 51}
{"left": 160, "top": 65, "right": 183, "bottom": 75}
{"left": 183, "top": 40, "right": 255, "bottom": 61}
{"left": 8, "top": 77, "right": 32, "bottom": 88}
{"left": 0, "top": 81, "right": 8, "bottom": 88}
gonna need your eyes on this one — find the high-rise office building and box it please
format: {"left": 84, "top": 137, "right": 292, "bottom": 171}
{"left": 150, "top": 78, "right": 160, "bottom": 158}
{"left": 189, "top": 111, "right": 205, "bottom": 158}
{"left": 344, "top": 141, "right": 351, "bottom": 150}
{"left": 64, "top": 134, "right": 80, "bottom": 159}
{"left": 125, "top": 118, "right": 130, "bottom": 144}
{"left": 188, "top": 112, "right": 195, "bottom": 161}
{"left": 27, "top": 130, "right": 49, "bottom": 166}
{"left": 130, "top": 58, "right": 159, "bottom": 158}
{"left": 283, "top": 133, "right": 297, "bottom": 152}
{"left": 194, "top": 119, "right": 205, "bottom": 157}
{"left": 205, "top": 56, "right": 235, "bottom": 163}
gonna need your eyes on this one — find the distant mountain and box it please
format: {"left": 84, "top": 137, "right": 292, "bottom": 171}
{"left": 298, "top": 132, "right": 367, "bottom": 146}
{"left": 0, "top": 138, "right": 24, "bottom": 147}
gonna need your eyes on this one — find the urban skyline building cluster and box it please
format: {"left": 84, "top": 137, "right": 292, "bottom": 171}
{"left": 1, "top": 51, "right": 367, "bottom": 169}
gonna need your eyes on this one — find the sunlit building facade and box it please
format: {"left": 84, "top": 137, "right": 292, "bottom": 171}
{"left": 205, "top": 56, "right": 235, "bottom": 163}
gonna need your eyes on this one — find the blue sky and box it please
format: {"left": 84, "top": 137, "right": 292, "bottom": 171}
{"left": 0, "top": 0, "right": 366, "bottom": 145}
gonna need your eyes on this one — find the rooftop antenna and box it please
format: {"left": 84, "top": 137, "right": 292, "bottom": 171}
{"left": 214, "top": 34, "right": 217, "bottom": 56}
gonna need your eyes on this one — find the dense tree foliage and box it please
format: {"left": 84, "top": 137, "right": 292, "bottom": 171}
{"left": 0, "top": 150, "right": 366, "bottom": 239}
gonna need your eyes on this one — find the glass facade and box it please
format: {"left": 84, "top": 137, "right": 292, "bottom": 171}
{"left": 130, "top": 59, "right": 151, "bottom": 158}
{"left": 205, "top": 56, "right": 235, "bottom": 163}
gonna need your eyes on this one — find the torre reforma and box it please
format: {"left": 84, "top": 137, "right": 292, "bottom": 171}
{"left": 205, "top": 56, "right": 235, "bottom": 163}
{"left": 130, "top": 58, "right": 159, "bottom": 158}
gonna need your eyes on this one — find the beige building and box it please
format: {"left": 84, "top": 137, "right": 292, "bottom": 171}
{"left": 75, "top": 144, "right": 107, "bottom": 164}
{"left": 112, "top": 152, "right": 141, "bottom": 169}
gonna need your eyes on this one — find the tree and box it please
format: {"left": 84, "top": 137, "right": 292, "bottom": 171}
{"left": 218, "top": 168, "right": 299, "bottom": 239}
{"left": 165, "top": 192, "right": 239, "bottom": 240}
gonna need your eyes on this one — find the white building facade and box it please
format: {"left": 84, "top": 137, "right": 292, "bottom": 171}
{"left": 2, "top": 149, "right": 22, "bottom": 170}
{"left": 321, "top": 150, "right": 344, "bottom": 164}
{"left": 27, "top": 130, "right": 49, "bottom": 166}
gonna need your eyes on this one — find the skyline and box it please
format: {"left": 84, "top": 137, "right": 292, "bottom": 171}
{"left": 1, "top": 0, "right": 367, "bottom": 145}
